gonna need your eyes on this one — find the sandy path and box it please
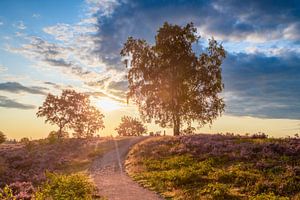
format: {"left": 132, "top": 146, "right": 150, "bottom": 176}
{"left": 89, "top": 137, "right": 163, "bottom": 200}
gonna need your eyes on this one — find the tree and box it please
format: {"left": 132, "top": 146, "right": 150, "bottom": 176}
{"left": 20, "top": 137, "right": 30, "bottom": 144}
{"left": 121, "top": 22, "right": 226, "bottom": 136}
{"left": 37, "top": 90, "right": 105, "bottom": 138}
{"left": 72, "top": 106, "right": 105, "bottom": 138}
{"left": 0, "top": 131, "right": 6, "bottom": 144}
{"left": 181, "top": 126, "right": 196, "bottom": 135}
{"left": 115, "top": 116, "right": 147, "bottom": 136}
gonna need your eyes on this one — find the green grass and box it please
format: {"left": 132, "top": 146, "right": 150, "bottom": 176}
{"left": 126, "top": 136, "right": 300, "bottom": 200}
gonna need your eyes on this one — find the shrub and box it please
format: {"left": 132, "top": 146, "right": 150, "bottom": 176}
{"left": 35, "top": 172, "right": 96, "bottom": 200}
{"left": 20, "top": 137, "right": 30, "bottom": 144}
{"left": 251, "top": 132, "right": 268, "bottom": 139}
{"left": 47, "top": 131, "right": 68, "bottom": 143}
{"left": 0, "top": 185, "right": 14, "bottom": 200}
{"left": 201, "top": 183, "right": 231, "bottom": 200}
{"left": 250, "top": 192, "right": 289, "bottom": 200}
{"left": 0, "top": 182, "right": 35, "bottom": 200}
{"left": 181, "top": 126, "right": 196, "bottom": 135}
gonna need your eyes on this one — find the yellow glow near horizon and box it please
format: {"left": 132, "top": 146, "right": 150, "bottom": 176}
{"left": 96, "top": 98, "right": 123, "bottom": 112}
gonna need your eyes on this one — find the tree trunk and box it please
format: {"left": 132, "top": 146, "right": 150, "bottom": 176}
{"left": 58, "top": 126, "right": 63, "bottom": 138}
{"left": 173, "top": 114, "right": 180, "bottom": 136}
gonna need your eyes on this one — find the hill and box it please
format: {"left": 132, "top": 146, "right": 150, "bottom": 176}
{"left": 126, "top": 134, "right": 300, "bottom": 200}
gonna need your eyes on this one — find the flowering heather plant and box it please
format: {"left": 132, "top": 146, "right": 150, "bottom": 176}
{"left": 127, "top": 134, "right": 300, "bottom": 199}
{"left": 0, "top": 137, "right": 113, "bottom": 187}
{"left": 0, "top": 182, "right": 35, "bottom": 200}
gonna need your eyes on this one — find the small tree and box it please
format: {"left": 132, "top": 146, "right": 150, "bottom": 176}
{"left": 72, "top": 106, "right": 105, "bottom": 138}
{"left": 37, "top": 90, "right": 105, "bottom": 138}
{"left": 0, "top": 131, "right": 6, "bottom": 144}
{"left": 181, "top": 126, "right": 196, "bottom": 135}
{"left": 20, "top": 137, "right": 30, "bottom": 144}
{"left": 121, "top": 22, "right": 226, "bottom": 135}
{"left": 115, "top": 116, "right": 146, "bottom": 136}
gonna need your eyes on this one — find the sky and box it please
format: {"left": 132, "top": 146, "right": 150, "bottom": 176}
{"left": 0, "top": 0, "right": 300, "bottom": 139}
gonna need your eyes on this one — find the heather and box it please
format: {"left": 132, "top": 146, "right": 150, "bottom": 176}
{"left": 0, "top": 137, "right": 130, "bottom": 199}
{"left": 126, "top": 134, "right": 300, "bottom": 199}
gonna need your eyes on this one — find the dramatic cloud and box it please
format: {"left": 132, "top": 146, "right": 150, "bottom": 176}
{"left": 0, "top": 95, "right": 35, "bottom": 109}
{"left": 93, "top": 0, "right": 300, "bottom": 70}
{"left": 0, "top": 65, "right": 7, "bottom": 72}
{"left": 7, "top": 35, "right": 99, "bottom": 80}
{"left": 0, "top": 82, "right": 47, "bottom": 95}
{"left": 223, "top": 51, "right": 300, "bottom": 119}
{"left": 108, "top": 80, "right": 128, "bottom": 92}
{"left": 5, "top": 0, "right": 300, "bottom": 119}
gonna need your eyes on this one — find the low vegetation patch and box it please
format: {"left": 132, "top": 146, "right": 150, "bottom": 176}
{"left": 126, "top": 134, "right": 300, "bottom": 199}
{"left": 0, "top": 136, "right": 131, "bottom": 199}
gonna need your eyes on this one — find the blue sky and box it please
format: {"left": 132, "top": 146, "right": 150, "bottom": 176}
{"left": 0, "top": 0, "right": 300, "bottom": 138}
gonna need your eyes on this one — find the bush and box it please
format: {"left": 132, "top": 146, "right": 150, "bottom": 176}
{"left": 20, "top": 137, "right": 30, "bottom": 144}
{"left": 181, "top": 126, "right": 196, "bottom": 135}
{"left": 35, "top": 172, "right": 96, "bottom": 200}
{"left": 250, "top": 192, "right": 289, "bottom": 200}
{"left": 0, "top": 185, "right": 14, "bottom": 200}
{"left": 0, "top": 131, "right": 6, "bottom": 144}
{"left": 47, "top": 131, "right": 68, "bottom": 143}
{"left": 0, "top": 182, "right": 35, "bottom": 200}
{"left": 201, "top": 183, "right": 231, "bottom": 200}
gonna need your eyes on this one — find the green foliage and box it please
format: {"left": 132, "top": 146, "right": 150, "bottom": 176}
{"left": 35, "top": 172, "right": 96, "bottom": 200}
{"left": 121, "top": 22, "right": 226, "bottom": 135}
{"left": 127, "top": 136, "right": 298, "bottom": 199}
{"left": 0, "top": 131, "right": 6, "bottom": 144}
{"left": 201, "top": 183, "right": 231, "bottom": 200}
{"left": 37, "top": 90, "right": 105, "bottom": 138}
{"left": 115, "top": 116, "right": 146, "bottom": 136}
{"left": 250, "top": 193, "right": 289, "bottom": 200}
{"left": 72, "top": 106, "right": 105, "bottom": 138}
{"left": 0, "top": 185, "right": 15, "bottom": 200}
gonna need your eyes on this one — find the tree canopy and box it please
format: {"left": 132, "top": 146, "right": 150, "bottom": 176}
{"left": 115, "top": 116, "right": 147, "bottom": 136}
{"left": 121, "top": 22, "right": 226, "bottom": 135}
{"left": 0, "top": 131, "right": 6, "bottom": 144}
{"left": 37, "top": 90, "right": 104, "bottom": 138}
{"left": 72, "top": 106, "right": 104, "bottom": 138}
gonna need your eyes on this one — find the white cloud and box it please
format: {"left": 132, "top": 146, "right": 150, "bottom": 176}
{"left": 14, "top": 21, "right": 26, "bottom": 30}
{"left": 2, "top": 36, "right": 10, "bottom": 40}
{"left": 85, "top": 0, "right": 120, "bottom": 16}
{"left": 0, "top": 65, "right": 8, "bottom": 72}
{"left": 32, "top": 13, "right": 41, "bottom": 18}
{"left": 6, "top": 0, "right": 127, "bottom": 101}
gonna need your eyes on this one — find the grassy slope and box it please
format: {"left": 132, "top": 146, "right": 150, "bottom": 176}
{"left": 0, "top": 137, "right": 131, "bottom": 187}
{"left": 126, "top": 135, "right": 300, "bottom": 200}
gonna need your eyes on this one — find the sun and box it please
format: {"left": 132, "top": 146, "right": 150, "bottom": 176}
{"left": 96, "top": 98, "right": 123, "bottom": 112}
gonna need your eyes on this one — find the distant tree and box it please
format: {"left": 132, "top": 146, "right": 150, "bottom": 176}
{"left": 0, "top": 131, "right": 6, "bottom": 144}
{"left": 72, "top": 106, "right": 105, "bottom": 138}
{"left": 181, "top": 126, "right": 196, "bottom": 135}
{"left": 121, "top": 22, "right": 226, "bottom": 136}
{"left": 20, "top": 137, "right": 30, "bottom": 144}
{"left": 115, "top": 116, "right": 146, "bottom": 136}
{"left": 37, "top": 90, "right": 105, "bottom": 138}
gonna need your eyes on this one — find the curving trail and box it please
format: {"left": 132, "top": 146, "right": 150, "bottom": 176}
{"left": 89, "top": 137, "right": 163, "bottom": 200}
